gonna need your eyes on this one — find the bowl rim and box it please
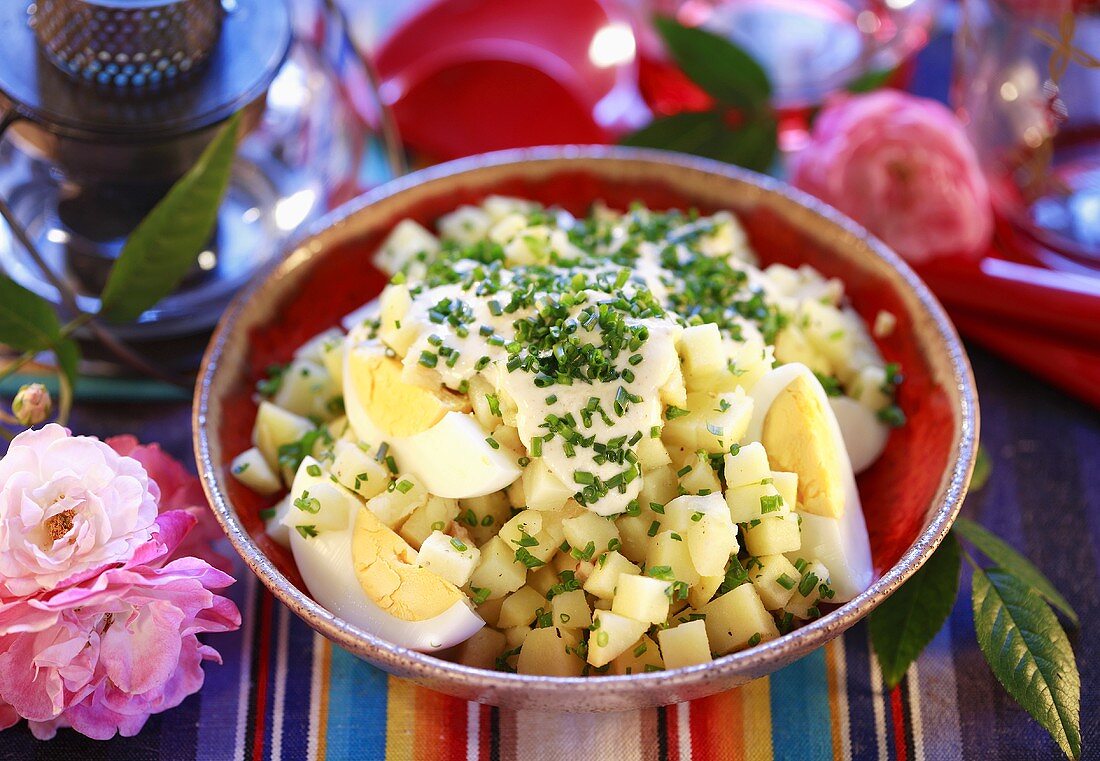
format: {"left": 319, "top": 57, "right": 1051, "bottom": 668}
{"left": 194, "top": 145, "right": 978, "bottom": 700}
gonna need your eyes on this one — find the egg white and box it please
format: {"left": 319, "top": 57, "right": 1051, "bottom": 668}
{"left": 283, "top": 458, "right": 484, "bottom": 651}
{"left": 746, "top": 363, "right": 875, "bottom": 601}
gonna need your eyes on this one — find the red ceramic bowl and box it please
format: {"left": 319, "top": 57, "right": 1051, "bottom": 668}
{"left": 194, "top": 147, "right": 978, "bottom": 711}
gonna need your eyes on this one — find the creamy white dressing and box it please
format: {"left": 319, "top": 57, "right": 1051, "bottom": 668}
{"left": 398, "top": 274, "right": 682, "bottom": 515}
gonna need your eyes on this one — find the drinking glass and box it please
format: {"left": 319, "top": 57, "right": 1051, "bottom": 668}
{"left": 953, "top": 0, "right": 1100, "bottom": 271}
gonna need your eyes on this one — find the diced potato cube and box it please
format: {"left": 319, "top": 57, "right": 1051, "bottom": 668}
{"left": 320, "top": 334, "right": 346, "bottom": 389}
{"left": 658, "top": 620, "right": 712, "bottom": 669}
{"left": 364, "top": 474, "right": 427, "bottom": 528}
{"left": 724, "top": 442, "right": 772, "bottom": 488}
{"left": 439, "top": 205, "right": 491, "bottom": 244}
{"left": 660, "top": 362, "right": 688, "bottom": 408}
{"left": 252, "top": 401, "right": 313, "bottom": 471}
{"left": 522, "top": 458, "right": 574, "bottom": 511}
{"left": 497, "top": 510, "right": 543, "bottom": 547}
{"left": 610, "top": 634, "right": 665, "bottom": 675}
{"left": 562, "top": 512, "right": 620, "bottom": 557}
{"left": 483, "top": 195, "right": 536, "bottom": 222}
{"left": 588, "top": 610, "right": 649, "bottom": 668}
{"left": 469, "top": 536, "right": 528, "bottom": 600}
{"left": 398, "top": 496, "right": 460, "bottom": 549}
{"left": 285, "top": 458, "right": 359, "bottom": 532}
{"left": 498, "top": 585, "right": 548, "bottom": 629}
{"left": 700, "top": 391, "right": 753, "bottom": 453}
{"left": 504, "top": 625, "right": 531, "bottom": 650}
{"left": 647, "top": 531, "right": 700, "bottom": 586}
{"left": 773, "top": 325, "right": 833, "bottom": 376}
{"left": 498, "top": 510, "right": 557, "bottom": 564}
{"left": 231, "top": 447, "right": 282, "bottom": 495}
{"left": 730, "top": 332, "right": 774, "bottom": 391}
{"left": 377, "top": 284, "right": 418, "bottom": 357}
{"left": 687, "top": 512, "right": 739, "bottom": 577}
{"left": 639, "top": 464, "right": 679, "bottom": 507}
{"left": 688, "top": 574, "right": 725, "bottom": 610}
{"left": 616, "top": 508, "right": 657, "bottom": 563}
{"left": 663, "top": 390, "right": 752, "bottom": 454}
{"left": 771, "top": 471, "right": 798, "bottom": 512}
{"left": 331, "top": 440, "right": 390, "bottom": 499}
{"left": 264, "top": 495, "right": 293, "bottom": 549}
{"left": 636, "top": 436, "right": 671, "bottom": 470}
{"left": 517, "top": 627, "right": 584, "bottom": 676}
{"left": 526, "top": 565, "right": 559, "bottom": 597}
{"left": 491, "top": 423, "right": 523, "bottom": 454}
{"left": 852, "top": 365, "right": 892, "bottom": 411}
{"left": 536, "top": 501, "right": 585, "bottom": 546}
{"left": 551, "top": 589, "right": 592, "bottom": 629}
{"left": 506, "top": 478, "right": 526, "bottom": 509}
{"left": 726, "top": 481, "right": 784, "bottom": 524}
{"left": 801, "top": 299, "right": 855, "bottom": 368}
{"left": 294, "top": 327, "right": 344, "bottom": 365}
{"left": 612, "top": 574, "right": 671, "bottom": 624}
{"left": 677, "top": 451, "right": 722, "bottom": 495}
{"left": 679, "top": 323, "right": 726, "bottom": 381}
{"left": 552, "top": 551, "right": 595, "bottom": 584}
{"left": 743, "top": 513, "right": 801, "bottom": 556}
{"left": 786, "top": 561, "right": 831, "bottom": 619}
{"left": 273, "top": 359, "right": 339, "bottom": 420}
{"left": 702, "top": 583, "right": 779, "bottom": 655}
{"left": 583, "top": 551, "right": 640, "bottom": 600}
{"left": 749, "top": 554, "right": 801, "bottom": 610}
{"left": 455, "top": 627, "right": 507, "bottom": 670}
{"left": 375, "top": 219, "right": 440, "bottom": 275}
{"left": 466, "top": 376, "right": 499, "bottom": 430}
{"left": 476, "top": 595, "right": 504, "bottom": 627}
{"left": 416, "top": 530, "right": 480, "bottom": 587}
{"left": 458, "top": 491, "right": 511, "bottom": 545}
{"left": 488, "top": 211, "right": 528, "bottom": 245}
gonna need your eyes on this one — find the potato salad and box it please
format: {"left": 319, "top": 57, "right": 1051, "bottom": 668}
{"left": 231, "top": 198, "right": 903, "bottom": 676}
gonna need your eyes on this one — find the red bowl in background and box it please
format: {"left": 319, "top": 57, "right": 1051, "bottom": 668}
{"left": 194, "top": 146, "right": 977, "bottom": 711}
{"left": 374, "top": 0, "right": 649, "bottom": 161}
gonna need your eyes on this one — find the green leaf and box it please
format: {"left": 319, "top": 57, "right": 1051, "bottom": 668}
{"left": 971, "top": 446, "right": 992, "bottom": 492}
{"left": 621, "top": 111, "right": 778, "bottom": 172}
{"left": 869, "top": 532, "right": 960, "bottom": 687}
{"left": 98, "top": 113, "right": 240, "bottom": 323}
{"left": 53, "top": 338, "right": 80, "bottom": 390}
{"left": 971, "top": 567, "right": 1081, "bottom": 759}
{"left": 954, "top": 518, "right": 1078, "bottom": 625}
{"left": 846, "top": 68, "right": 896, "bottom": 93}
{"left": 653, "top": 17, "right": 771, "bottom": 111}
{"left": 0, "top": 275, "right": 64, "bottom": 353}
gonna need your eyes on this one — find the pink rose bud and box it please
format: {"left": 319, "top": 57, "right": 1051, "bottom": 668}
{"left": 11, "top": 383, "right": 52, "bottom": 426}
{"left": 790, "top": 90, "right": 993, "bottom": 264}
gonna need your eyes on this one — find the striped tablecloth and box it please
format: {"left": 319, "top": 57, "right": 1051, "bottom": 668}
{"left": 2, "top": 345, "right": 1095, "bottom": 760}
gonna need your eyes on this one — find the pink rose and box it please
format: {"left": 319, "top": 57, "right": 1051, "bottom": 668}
{"left": 0, "top": 425, "right": 159, "bottom": 598}
{"left": 0, "top": 510, "right": 239, "bottom": 740}
{"left": 107, "top": 436, "right": 232, "bottom": 574}
{"left": 790, "top": 90, "right": 993, "bottom": 264}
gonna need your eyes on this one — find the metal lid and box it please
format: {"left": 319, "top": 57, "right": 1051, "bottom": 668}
{"left": 0, "top": 0, "right": 291, "bottom": 141}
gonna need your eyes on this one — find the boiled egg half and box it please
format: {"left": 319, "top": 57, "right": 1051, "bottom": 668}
{"left": 745, "top": 363, "right": 874, "bottom": 601}
{"left": 343, "top": 337, "right": 522, "bottom": 499}
{"left": 282, "top": 457, "right": 483, "bottom": 651}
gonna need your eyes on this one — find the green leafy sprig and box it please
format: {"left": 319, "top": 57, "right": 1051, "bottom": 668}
{"left": 0, "top": 113, "right": 240, "bottom": 426}
{"left": 869, "top": 449, "right": 1081, "bottom": 759}
{"left": 621, "top": 18, "right": 778, "bottom": 172}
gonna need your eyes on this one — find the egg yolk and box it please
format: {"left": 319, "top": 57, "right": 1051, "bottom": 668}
{"left": 761, "top": 374, "right": 845, "bottom": 518}
{"left": 346, "top": 347, "right": 469, "bottom": 437}
{"left": 351, "top": 506, "right": 466, "bottom": 620}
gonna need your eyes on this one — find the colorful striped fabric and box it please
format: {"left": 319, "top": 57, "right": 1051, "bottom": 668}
{"left": 4, "top": 348, "right": 1094, "bottom": 760}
